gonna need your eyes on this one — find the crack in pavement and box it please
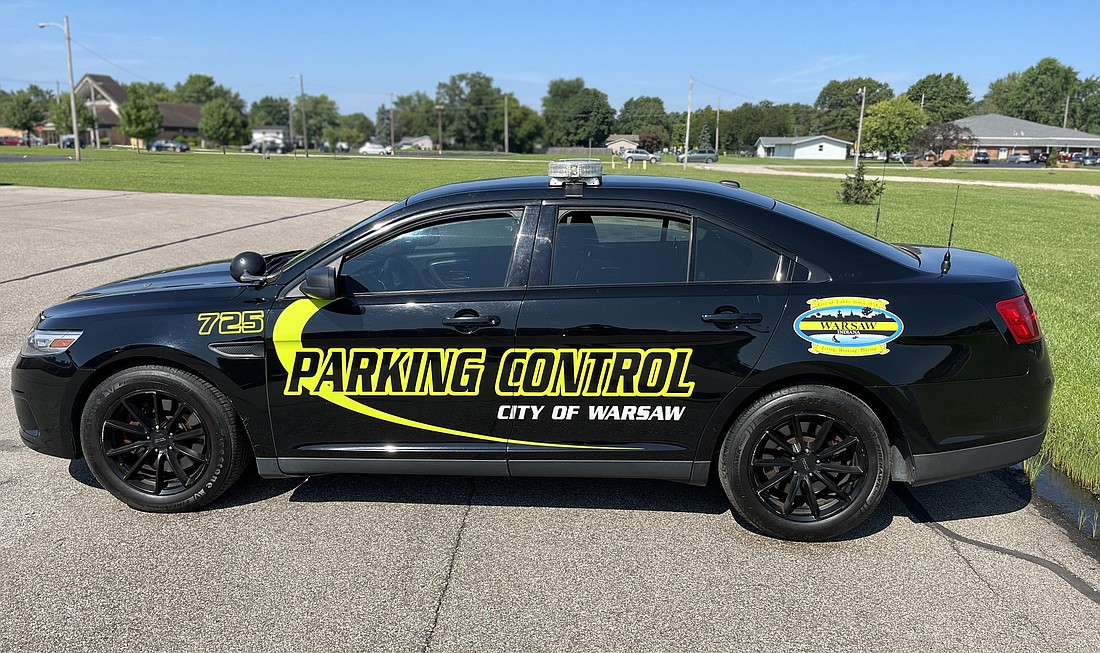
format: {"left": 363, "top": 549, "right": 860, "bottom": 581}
{"left": 0, "top": 191, "right": 140, "bottom": 210}
{"left": 0, "top": 199, "right": 369, "bottom": 286}
{"left": 896, "top": 486, "right": 1100, "bottom": 607}
{"left": 423, "top": 478, "right": 476, "bottom": 653}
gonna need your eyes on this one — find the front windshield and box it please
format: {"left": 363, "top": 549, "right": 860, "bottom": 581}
{"left": 267, "top": 201, "right": 405, "bottom": 275}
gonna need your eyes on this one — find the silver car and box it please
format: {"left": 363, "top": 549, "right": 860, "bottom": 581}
{"left": 677, "top": 148, "right": 718, "bottom": 163}
{"left": 620, "top": 148, "right": 660, "bottom": 163}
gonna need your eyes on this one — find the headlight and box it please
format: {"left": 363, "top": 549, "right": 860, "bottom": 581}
{"left": 22, "top": 329, "right": 82, "bottom": 357}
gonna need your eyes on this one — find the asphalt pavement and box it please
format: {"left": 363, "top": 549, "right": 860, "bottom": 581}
{"left": 1, "top": 186, "right": 1098, "bottom": 652}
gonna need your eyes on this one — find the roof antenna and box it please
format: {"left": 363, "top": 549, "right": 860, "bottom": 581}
{"left": 873, "top": 157, "right": 887, "bottom": 238}
{"left": 941, "top": 185, "right": 961, "bottom": 275}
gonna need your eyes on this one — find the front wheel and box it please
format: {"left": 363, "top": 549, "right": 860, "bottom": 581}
{"left": 719, "top": 385, "right": 889, "bottom": 540}
{"left": 80, "top": 365, "right": 248, "bottom": 512}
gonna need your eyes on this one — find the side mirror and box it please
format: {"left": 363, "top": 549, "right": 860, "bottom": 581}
{"left": 300, "top": 266, "right": 338, "bottom": 300}
{"left": 229, "top": 251, "right": 267, "bottom": 282}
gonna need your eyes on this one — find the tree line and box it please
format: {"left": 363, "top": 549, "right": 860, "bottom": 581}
{"left": 2, "top": 58, "right": 1097, "bottom": 153}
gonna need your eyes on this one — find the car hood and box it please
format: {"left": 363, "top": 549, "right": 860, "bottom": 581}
{"left": 72, "top": 260, "right": 244, "bottom": 299}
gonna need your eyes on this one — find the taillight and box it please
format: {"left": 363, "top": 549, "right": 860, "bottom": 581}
{"left": 996, "top": 294, "right": 1042, "bottom": 344}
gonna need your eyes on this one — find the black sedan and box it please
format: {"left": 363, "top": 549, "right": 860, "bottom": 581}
{"left": 146, "top": 139, "right": 190, "bottom": 152}
{"left": 11, "top": 161, "right": 1053, "bottom": 540}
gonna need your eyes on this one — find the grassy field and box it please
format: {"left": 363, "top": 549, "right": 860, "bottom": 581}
{"left": 3, "top": 148, "right": 1098, "bottom": 492}
{"left": 781, "top": 162, "right": 1100, "bottom": 186}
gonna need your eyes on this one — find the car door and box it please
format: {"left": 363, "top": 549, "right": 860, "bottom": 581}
{"left": 506, "top": 202, "right": 791, "bottom": 482}
{"left": 266, "top": 206, "right": 537, "bottom": 476}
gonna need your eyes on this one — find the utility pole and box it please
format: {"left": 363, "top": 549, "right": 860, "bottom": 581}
{"left": 290, "top": 74, "right": 308, "bottom": 157}
{"left": 435, "top": 104, "right": 443, "bottom": 154}
{"left": 716, "top": 97, "right": 720, "bottom": 155}
{"left": 853, "top": 86, "right": 867, "bottom": 169}
{"left": 1063, "top": 94, "right": 1071, "bottom": 129}
{"left": 89, "top": 84, "right": 99, "bottom": 148}
{"left": 504, "top": 93, "right": 510, "bottom": 154}
{"left": 683, "top": 76, "right": 693, "bottom": 171}
{"left": 38, "top": 17, "right": 80, "bottom": 161}
{"left": 55, "top": 80, "right": 61, "bottom": 103}
{"left": 389, "top": 92, "right": 396, "bottom": 151}
{"left": 920, "top": 93, "right": 925, "bottom": 109}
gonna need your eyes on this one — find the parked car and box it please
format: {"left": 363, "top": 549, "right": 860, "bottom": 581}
{"left": 677, "top": 148, "right": 718, "bottom": 163}
{"left": 147, "top": 140, "right": 190, "bottom": 152}
{"left": 1081, "top": 155, "right": 1099, "bottom": 166}
{"left": 973, "top": 151, "right": 990, "bottom": 164}
{"left": 1005, "top": 153, "right": 1031, "bottom": 164}
{"left": 359, "top": 142, "right": 392, "bottom": 156}
{"left": 240, "top": 139, "right": 293, "bottom": 154}
{"left": 620, "top": 148, "right": 660, "bottom": 163}
{"left": 888, "top": 152, "right": 915, "bottom": 163}
{"left": 0, "top": 135, "right": 22, "bottom": 146}
{"left": 12, "top": 159, "right": 1053, "bottom": 541}
{"left": 59, "top": 135, "right": 86, "bottom": 148}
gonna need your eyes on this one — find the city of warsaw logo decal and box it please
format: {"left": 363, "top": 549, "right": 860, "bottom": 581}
{"left": 794, "top": 297, "right": 903, "bottom": 356}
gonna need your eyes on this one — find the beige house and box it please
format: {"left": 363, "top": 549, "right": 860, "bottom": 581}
{"left": 605, "top": 134, "right": 640, "bottom": 153}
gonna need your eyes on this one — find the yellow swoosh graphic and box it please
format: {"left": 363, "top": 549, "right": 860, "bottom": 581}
{"left": 273, "top": 298, "right": 633, "bottom": 450}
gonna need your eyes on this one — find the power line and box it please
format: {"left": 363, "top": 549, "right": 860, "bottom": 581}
{"left": 693, "top": 78, "right": 764, "bottom": 103}
{"left": 69, "top": 39, "right": 153, "bottom": 82}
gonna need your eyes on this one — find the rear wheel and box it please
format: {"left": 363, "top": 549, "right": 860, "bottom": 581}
{"left": 719, "top": 385, "right": 889, "bottom": 540}
{"left": 80, "top": 365, "right": 248, "bottom": 512}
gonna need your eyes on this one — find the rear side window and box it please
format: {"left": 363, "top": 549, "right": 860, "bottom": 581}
{"left": 694, "top": 220, "right": 782, "bottom": 282}
{"left": 551, "top": 213, "right": 689, "bottom": 286}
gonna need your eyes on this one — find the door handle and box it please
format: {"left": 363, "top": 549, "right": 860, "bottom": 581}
{"left": 701, "top": 312, "right": 763, "bottom": 325}
{"left": 442, "top": 315, "right": 500, "bottom": 328}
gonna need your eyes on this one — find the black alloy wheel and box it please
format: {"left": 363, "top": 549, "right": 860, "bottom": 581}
{"left": 100, "top": 389, "right": 209, "bottom": 497}
{"left": 81, "top": 365, "right": 247, "bottom": 512}
{"left": 720, "top": 385, "right": 889, "bottom": 540}
{"left": 747, "top": 412, "right": 867, "bottom": 522}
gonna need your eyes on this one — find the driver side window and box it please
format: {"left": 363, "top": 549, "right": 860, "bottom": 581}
{"left": 340, "top": 213, "right": 520, "bottom": 293}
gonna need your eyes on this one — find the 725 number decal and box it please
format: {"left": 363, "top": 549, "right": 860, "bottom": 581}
{"left": 197, "top": 311, "right": 264, "bottom": 335}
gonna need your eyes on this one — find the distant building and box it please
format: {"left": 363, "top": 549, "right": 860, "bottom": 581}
{"left": 71, "top": 74, "right": 202, "bottom": 146}
{"left": 605, "top": 134, "right": 640, "bottom": 153}
{"left": 397, "top": 134, "right": 434, "bottom": 150}
{"left": 755, "top": 135, "right": 851, "bottom": 160}
{"left": 252, "top": 125, "right": 290, "bottom": 142}
{"left": 950, "top": 114, "right": 1100, "bottom": 160}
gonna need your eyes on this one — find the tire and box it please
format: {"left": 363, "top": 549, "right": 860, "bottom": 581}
{"left": 625, "top": 157, "right": 634, "bottom": 163}
{"left": 718, "top": 384, "right": 890, "bottom": 541}
{"left": 705, "top": 157, "right": 715, "bottom": 164}
{"left": 650, "top": 157, "right": 658, "bottom": 163}
{"left": 79, "top": 365, "right": 248, "bottom": 512}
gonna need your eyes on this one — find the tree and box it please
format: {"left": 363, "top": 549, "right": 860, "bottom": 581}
{"left": 862, "top": 96, "right": 927, "bottom": 155}
{"left": 249, "top": 96, "right": 290, "bottom": 129}
{"left": 436, "top": 72, "right": 502, "bottom": 150}
{"left": 290, "top": 94, "right": 340, "bottom": 148}
{"left": 487, "top": 96, "right": 544, "bottom": 153}
{"left": 636, "top": 124, "right": 670, "bottom": 152}
{"left": 542, "top": 78, "right": 586, "bottom": 146}
{"left": 125, "top": 81, "right": 172, "bottom": 102}
{"left": 979, "top": 58, "right": 1080, "bottom": 126}
{"left": 51, "top": 93, "right": 94, "bottom": 138}
{"left": 340, "top": 112, "right": 374, "bottom": 147}
{"left": 905, "top": 73, "right": 974, "bottom": 123}
{"left": 1073, "top": 76, "right": 1100, "bottom": 135}
{"left": 119, "top": 85, "right": 163, "bottom": 148}
{"left": 373, "top": 104, "right": 391, "bottom": 145}
{"left": 200, "top": 97, "right": 248, "bottom": 152}
{"left": 814, "top": 78, "right": 893, "bottom": 141}
{"left": 0, "top": 86, "right": 51, "bottom": 140}
{"left": 173, "top": 74, "right": 244, "bottom": 111}
{"left": 910, "top": 122, "right": 974, "bottom": 160}
{"left": 615, "top": 96, "right": 671, "bottom": 135}
{"left": 393, "top": 91, "right": 438, "bottom": 141}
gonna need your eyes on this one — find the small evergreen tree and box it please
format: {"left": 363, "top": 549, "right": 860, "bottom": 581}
{"left": 838, "top": 162, "right": 885, "bottom": 205}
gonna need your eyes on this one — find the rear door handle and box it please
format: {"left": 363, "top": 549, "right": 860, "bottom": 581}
{"left": 442, "top": 315, "right": 500, "bottom": 327}
{"left": 701, "top": 312, "right": 763, "bottom": 325}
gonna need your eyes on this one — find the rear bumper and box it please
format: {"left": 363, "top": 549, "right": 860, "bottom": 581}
{"left": 905, "top": 431, "right": 1044, "bottom": 486}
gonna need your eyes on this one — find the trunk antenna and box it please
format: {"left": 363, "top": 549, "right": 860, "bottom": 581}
{"left": 941, "top": 185, "right": 960, "bottom": 275}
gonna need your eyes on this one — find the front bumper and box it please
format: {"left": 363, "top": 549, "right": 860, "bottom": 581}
{"left": 11, "top": 353, "right": 82, "bottom": 459}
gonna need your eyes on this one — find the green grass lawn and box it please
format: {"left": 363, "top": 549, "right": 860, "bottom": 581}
{"left": 3, "top": 149, "right": 1097, "bottom": 492}
{"left": 779, "top": 162, "right": 1100, "bottom": 186}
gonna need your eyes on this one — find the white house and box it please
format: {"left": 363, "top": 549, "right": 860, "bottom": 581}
{"left": 755, "top": 135, "right": 851, "bottom": 160}
{"left": 605, "top": 134, "right": 639, "bottom": 153}
{"left": 398, "top": 134, "right": 434, "bottom": 150}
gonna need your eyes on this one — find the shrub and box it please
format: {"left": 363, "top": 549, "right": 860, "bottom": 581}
{"left": 838, "top": 162, "right": 885, "bottom": 205}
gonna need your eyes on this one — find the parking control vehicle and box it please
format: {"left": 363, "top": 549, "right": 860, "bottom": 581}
{"left": 12, "top": 160, "right": 1053, "bottom": 540}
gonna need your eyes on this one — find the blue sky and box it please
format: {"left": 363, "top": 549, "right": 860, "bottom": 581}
{"left": 3, "top": 1, "right": 1098, "bottom": 116}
